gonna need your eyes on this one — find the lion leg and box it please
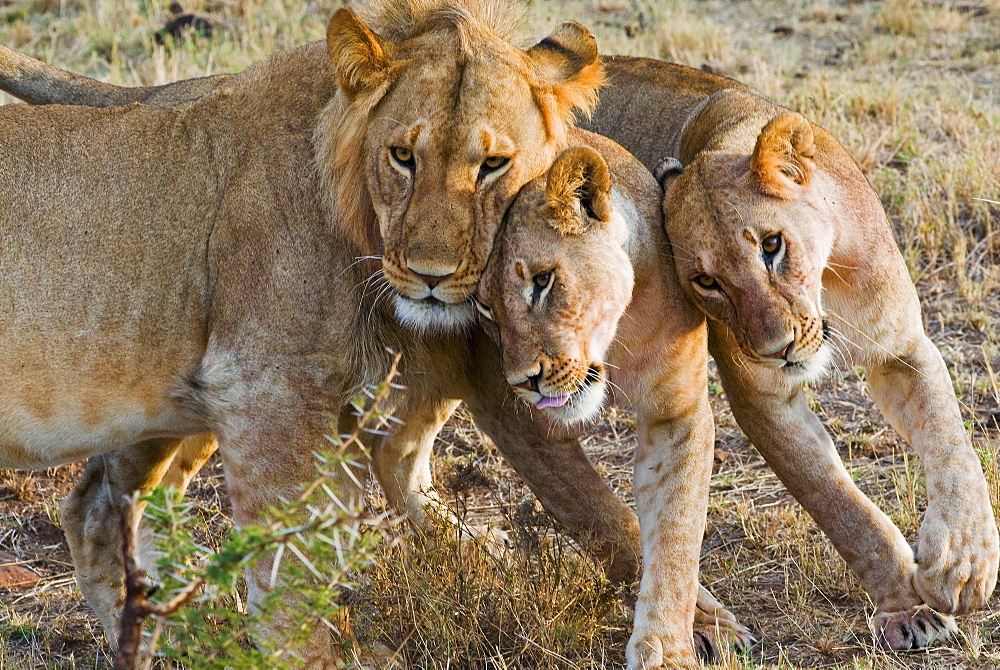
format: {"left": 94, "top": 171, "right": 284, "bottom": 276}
{"left": 463, "top": 333, "right": 642, "bottom": 584}
{"left": 60, "top": 435, "right": 214, "bottom": 644}
{"left": 134, "top": 434, "right": 218, "bottom": 583}
{"left": 204, "top": 370, "right": 366, "bottom": 668}
{"left": 865, "top": 335, "right": 999, "bottom": 616}
{"left": 369, "top": 394, "right": 496, "bottom": 533}
{"left": 465, "top": 333, "right": 748, "bottom": 658}
{"left": 370, "top": 394, "right": 459, "bottom": 525}
{"left": 709, "top": 327, "right": 958, "bottom": 649}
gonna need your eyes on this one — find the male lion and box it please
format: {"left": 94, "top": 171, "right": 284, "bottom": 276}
{"left": 0, "top": 1, "right": 645, "bottom": 664}
{"left": 475, "top": 129, "right": 753, "bottom": 667}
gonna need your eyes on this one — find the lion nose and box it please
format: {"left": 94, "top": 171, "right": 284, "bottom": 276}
{"left": 412, "top": 271, "right": 448, "bottom": 289}
{"left": 762, "top": 338, "right": 794, "bottom": 360}
{"left": 406, "top": 260, "right": 457, "bottom": 290}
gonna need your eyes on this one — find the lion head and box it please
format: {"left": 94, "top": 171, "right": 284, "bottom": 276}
{"left": 314, "top": 0, "right": 604, "bottom": 333}
{"left": 664, "top": 97, "right": 834, "bottom": 380}
{"left": 477, "top": 146, "right": 633, "bottom": 422}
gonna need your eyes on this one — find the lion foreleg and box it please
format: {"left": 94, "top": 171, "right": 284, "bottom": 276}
{"left": 464, "top": 352, "right": 642, "bottom": 584}
{"left": 370, "top": 394, "right": 469, "bottom": 529}
{"left": 865, "top": 335, "right": 999, "bottom": 615}
{"left": 709, "top": 328, "right": 926, "bottom": 616}
{"left": 626, "top": 393, "right": 715, "bottom": 670}
{"left": 211, "top": 391, "right": 368, "bottom": 667}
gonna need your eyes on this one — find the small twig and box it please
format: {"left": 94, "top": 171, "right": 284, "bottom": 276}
{"left": 114, "top": 496, "right": 204, "bottom": 670}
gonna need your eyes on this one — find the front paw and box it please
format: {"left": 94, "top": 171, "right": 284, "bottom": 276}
{"left": 871, "top": 605, "right": 957, "bottom": 650}
{"left": 914, "top": 501, "right": 999, "bottom": 613}
{"left": 626, "top": 628, "right": 698, "bottom": 669}
{"left": 692, "top": 589, "right": 756, "bottom": 662}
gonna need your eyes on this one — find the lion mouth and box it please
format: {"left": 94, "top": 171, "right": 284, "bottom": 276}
{"left": 531, "top": 365, "right": 604, "bottom": 412}
{"left": 393, "top": 294, "right": 474, "bottom": 332}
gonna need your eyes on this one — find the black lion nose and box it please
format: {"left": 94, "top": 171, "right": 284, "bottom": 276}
{"left": 514, "top": 371, "right": 541, "bottom": 393}
{"left": 412, "top": 271, "right": 449, "bottom": 289}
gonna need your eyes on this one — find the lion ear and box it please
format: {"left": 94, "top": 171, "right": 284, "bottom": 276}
{"left": 750, "top": 113, "right": 816, "bottom": 199}
{"left": 528, "top": 22, "right": 604, "bottom": 122}
{"left": 327, "top": 7, "right": 395, "bottom": 101}
{"left": 544, "top": 146, "right": 612, "bottom": 235}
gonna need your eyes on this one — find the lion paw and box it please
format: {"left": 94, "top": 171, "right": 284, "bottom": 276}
{"left": 692, "top": 620, "right": 756, "bottom": 662}
{"left": 626, "top": 625, "right": 699, "bottom": 669}
{"left": 692, "top": 589, "right": 755, "bottom": 662}
{"left": 914, "top": 500, "right": 1000, "bottom": 614}
{"left": 871, "top": 605, "right": 957, "bottom": 651}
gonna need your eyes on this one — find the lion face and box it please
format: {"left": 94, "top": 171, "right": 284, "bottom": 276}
{"left": 320, "top": 8, "right": 604, "bottom": 333}
{"left": 477, "top": 147, "right": 633, "bottom": 423}
{"left": 665, "top": 114, "right": 834, "bottom": 381}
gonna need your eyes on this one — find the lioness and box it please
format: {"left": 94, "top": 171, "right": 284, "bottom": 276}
{"left": 582, "top": 69, "right": 999, "bottom": 648}
{"left": 476, "top": 130, "right": 752, "bottom": 666}
{"left": 0, "top": 2, "right": 743, "bottom": 664}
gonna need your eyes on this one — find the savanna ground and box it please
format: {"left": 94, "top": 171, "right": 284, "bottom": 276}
{"left": 1, "top": 0, "right": 998, "bottom": 667}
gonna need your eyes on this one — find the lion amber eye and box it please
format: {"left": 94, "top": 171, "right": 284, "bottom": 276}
{"left": 534, "top": 271, "right": 552, "bottom": 288}
{"left": 762, "top": 233, "right": 782, "bottom": 254}
{"left": 480, "top": 155, "right": 509, "bottom": 177}
{"left": 695, "top": 274, "right": 718, "bottom": 289}
{"left": 391, "top": 146, "right": 414, "bottom": 167}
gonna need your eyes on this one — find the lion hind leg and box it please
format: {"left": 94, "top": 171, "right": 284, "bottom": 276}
{"left": 60, "top": 435, "right": 213, "bottom": 644}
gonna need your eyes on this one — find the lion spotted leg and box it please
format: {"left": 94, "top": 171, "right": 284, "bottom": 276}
{"left": 370, "top": 394, "right": 458, "bottom": 525}
{"left": 708, "top": 328, "right": 948, "bottom": 649}
{"left": 865, "top": 336, "right": 999, "bottom": 617}
{"left": 60, "top": 434, "right": 215, "bottom": 644}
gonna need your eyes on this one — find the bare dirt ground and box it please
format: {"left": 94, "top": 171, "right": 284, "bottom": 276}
{"left": 1, "top": 0, "right": 998, "bottom": 668}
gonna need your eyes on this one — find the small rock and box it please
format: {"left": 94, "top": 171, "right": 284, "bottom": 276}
{"left": 773, "top": 25, "right": 795, "bottom": 36}
{"left": 0, "top": 551, "right": 41, "bottom": 589}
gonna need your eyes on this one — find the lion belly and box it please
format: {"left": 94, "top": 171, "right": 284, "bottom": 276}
{"left": 0, "top": 391, "right": 197, "bottom": 469}
{"left": 0, "top": 104, "right": 215, "bottom": 468}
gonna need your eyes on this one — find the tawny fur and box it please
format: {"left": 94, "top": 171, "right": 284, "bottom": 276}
{"left": 583, "top": 59, "right": 998, "bottom": 660}
{"left": 2, "top": 29, "right": 993, "bottom": 666}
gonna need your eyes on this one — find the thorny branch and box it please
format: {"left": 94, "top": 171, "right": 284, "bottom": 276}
{"left": 114, "top": 496, "right": 204, "bottom": 670}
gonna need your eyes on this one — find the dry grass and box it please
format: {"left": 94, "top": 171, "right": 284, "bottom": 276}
{"left": 1, "top": 0, "right": 999, "bottom": 667}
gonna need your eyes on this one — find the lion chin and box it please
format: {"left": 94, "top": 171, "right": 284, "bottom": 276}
{"left": 772, "top": 343, "right": 833, "bottom": 384}
{"left": 535, "top": 378, "right": 608, "bottom": 425}
{"left": 393, "top": 294, "right": 475, "bottom": 333}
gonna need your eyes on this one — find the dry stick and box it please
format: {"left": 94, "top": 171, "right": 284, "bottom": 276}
{"left": 113, "top": 496, "right": 204, "bottom": 670}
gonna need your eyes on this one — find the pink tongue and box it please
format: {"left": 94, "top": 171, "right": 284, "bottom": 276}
{"left": 536, "top": 394, "right": 570, "bottom": 409}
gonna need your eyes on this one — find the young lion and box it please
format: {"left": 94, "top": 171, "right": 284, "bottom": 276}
{"left": 476, "top": 129, "right": 751, "bottom": 667}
